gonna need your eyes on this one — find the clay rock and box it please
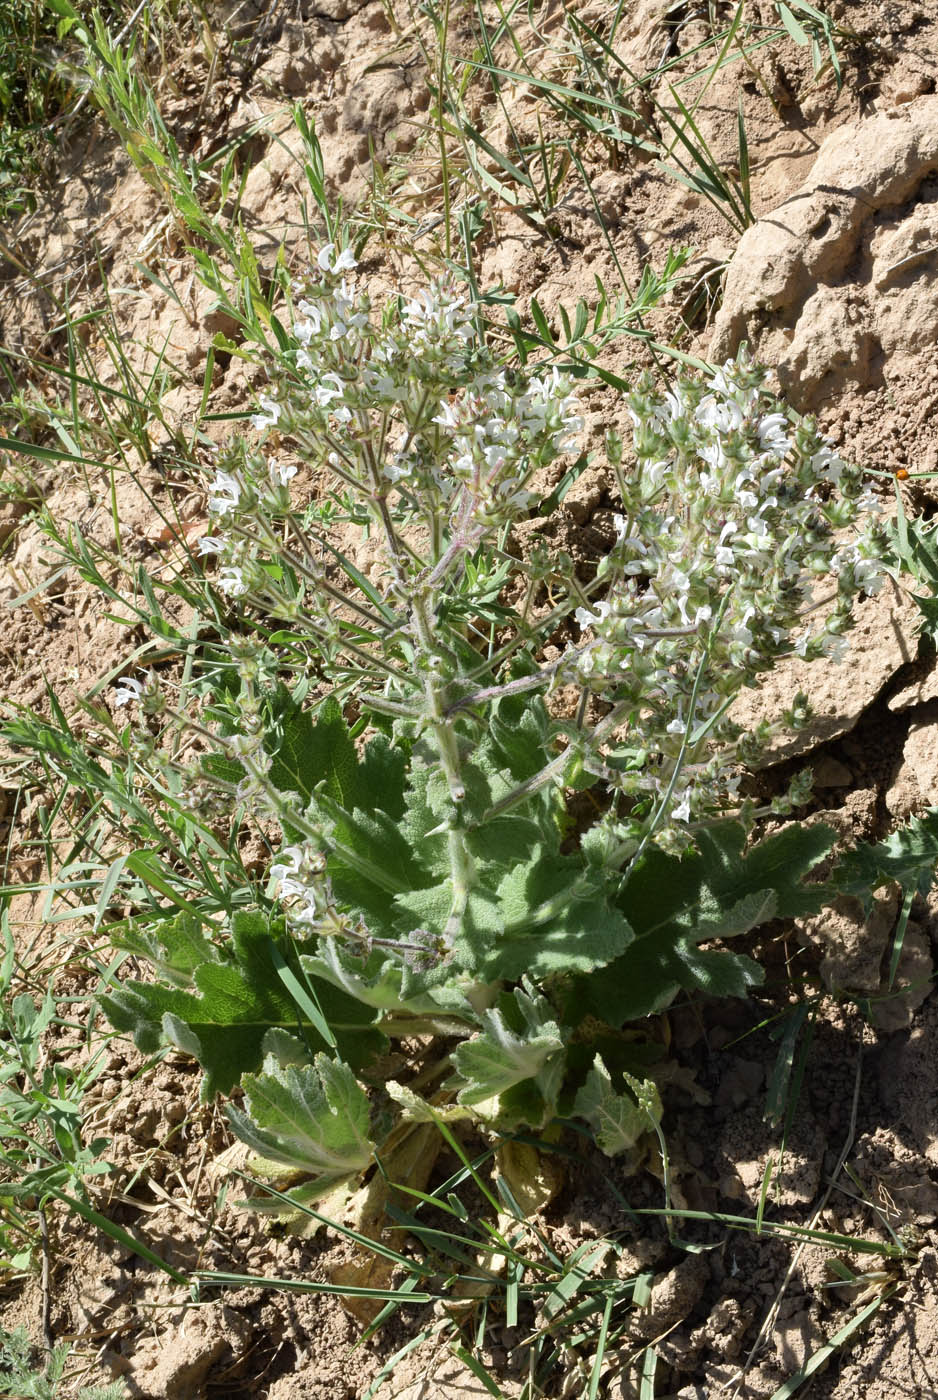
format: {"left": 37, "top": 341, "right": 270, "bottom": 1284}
{"left": 311, "top": 0, "right": 370, "bottom": 17}
{"left": 253, "top": 22, "right": 323, "bottom": 94}
{"left": 611, "top": 0, "right": 673, "bottom": 75}
{"left": 730, "top": 576, "right": 920, "bottom": 765}
{"left": 813, "top": 755, "right": 853, "bottom": 788}
{"left": 710, "top": 98, "right": 938, "bottom": 409}
{"left": 632, "top": 1254, "right": 710, "bottom": 1340}
{"left": 800, "top": 890, "right": 900, "bottom": 999}
{"left": 239, "top": 120, "right": 306, "bottom": 215}
{"left": 379, "top": 1354, "right": 498, "bottom": 1399}
{"left": 126, "top": 1306, "right": 238, "bottom": 1398}
{"left": 798, "top": 889, "right": 933, "bottom": 1032}
{"left": 886, "top": 699, "right": 938, "bottom": 818}
{"left": 342, "top": 63, "right": 430, "bottom": 162}
{"left": 889, "top": 666, "right": 938, "bottom": 711}
{"left": 878, "top": 996, "right": 938, "bottom": 1168}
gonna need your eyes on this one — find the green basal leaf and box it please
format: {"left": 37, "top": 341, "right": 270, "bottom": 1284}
{"left": 449, "top": 983, "right": 566, "bottom": 1129}
{"left": 393, "top": 717, "right": 634, "bottom": 982}
{"left": 267, "top": 691, "right": 408, "bottom": 842}
{"left": 385, "top": 1081, "right": 475, "bottom": 1123}
{"left": 100, "top": 910, "right": 386, "bottom": 1098}
{"left": 573, "top": 1056, "right": 661, "bottom": 1156}
{"left": 312, "top": 795, "right": 426, "bottom": 908}
{"left": 300, "top": 939, "right": 480, "bottom": 1024}
{"left": 488, "top": 687, "right": 554, "bottom": 783}
{"left": 268, "top": 692, "right": 357, "bottom": 808}
{"left": 226, "top": 1052, "right": 374, "bottom": 1190}
{"left": 491, "top": 858, "right": 634, "bottom": 980}
{"left": 111, "top": 909, "right": 220, "bottom": 989}
{"left": 569, "top": 821, "right": 836, "bottom": 1026}
{"left": 260, "top": 1027, "right": 315, "bottom": 1067}
{"left": 887, "top": 514, "right": 938, "bottom": 641}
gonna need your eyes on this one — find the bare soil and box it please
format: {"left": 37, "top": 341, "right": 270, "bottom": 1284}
{"left": 4, "top": 0, "right": 938, "bottom": 1396}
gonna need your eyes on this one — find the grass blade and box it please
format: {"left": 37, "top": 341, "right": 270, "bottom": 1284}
{"left": 587, "top": 1293, "right": 614, "bottom": 1400}
{"left": 639, "top": 1345, "right": 658, "bottom": 1399}
{"left": 887, "top": 885, "right": 915, "bottom": 990}
{"left": 47, "top": 1188, "right": 188, "bottom": 1285}
{"left": 452, "top": 1346, "right": 504, "bottom": 1397}
{"left": 92, "top": 854, "right": 130, "bottom": 931}
{"left": 777, "top": 1, "right": 810, "bottom": 44}
{"left": 195, "top": 1271, "right": 433, "bottom": 1301}
{"left": 768, "top": 1294, "right": 890, "bottom": 1399}
{"left": 268, "top": 942, "right": 337, "bottom": 1049}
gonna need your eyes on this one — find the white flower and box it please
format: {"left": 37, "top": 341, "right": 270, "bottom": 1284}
{"left": 757, "top": 413, "right": 791, "bottom": 457}
{"left": 217, "top": 566, "right": 247, "bottom": 596}
{"left": 251, "top": 396, "right": 281, "bottom": 432}
{"left": 575, "top": 600, "right": 613, "bottom": 630}
{"left": 312, "top": 374, "right": 344, "bottom": 408}
{"left": 848, "top": 552, "right": 884, "bottom": 596}
{"left": 857, "top": 560, "right": 884, "bottom": 595}
{"left": 832, "top": 542, "right": 884, "bottom": 596}
{"left": 197, "top": 536, "right": 226, "bottom": 555}
{"left": 208, "top": 471, "right": 242, "bottom": 515}
{"left": 316, "top": 243, "right": 357, "bottom": 275}
{"left": 327, "top": 280, "right": 369, "bottom": 341}
{"left": 270, "top": 845, "right": 305, "bottom": 894}
{"left": 294, "top": 300, "right": 325, "bottom": 342}
{"left": 822, "top": 632, "right": 850, "bottom": 662}
{"left": 270, "top": 844, "right": 329, "bottom": 925}
{"left": 384, "top": 452, "right": 410, "bottom": 483}
{"left": 696, "top": 394, "right": 742, "bottom": 435}
{"left": 711, "top": 365, "right": 736, "bottom": 397}
{"left": 114, "top": 677, "right": 146, "bottom": 707}
{"left": 699, "top": 439, "right": 728, "bottom": 473}
{"left": 268, "top": 458, "right": 298, "bottom": 488}
{"left": 433, "top": 399, "right": 460, "bottom": 431}
{"left": 810, "top": 446, "right": 844, "bottom": 484}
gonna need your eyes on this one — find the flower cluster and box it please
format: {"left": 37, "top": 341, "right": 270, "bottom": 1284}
{"left": 197, "top": 245, "right": 582, "bottom": 598}
{"left": 568, "top": 353, "right": 886, "bottom": 840}
{"left": 268, "top": 843, "right": 331, "bottom": 928}
{"left": 175, "top": 245, "right": 885, "bottom": 872}
{"left": 425, "top": 365, "right": 581, "bottom": 527}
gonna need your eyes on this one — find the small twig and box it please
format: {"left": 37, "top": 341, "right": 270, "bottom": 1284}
{"left": 445, "top": 624, "right": 700, "bottom": 717}
{"left": 444, "top": 647, "right": 584, "bottom": 715}
{"left": 39, "top": 1203, "right": 53, "bottom": 1354}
